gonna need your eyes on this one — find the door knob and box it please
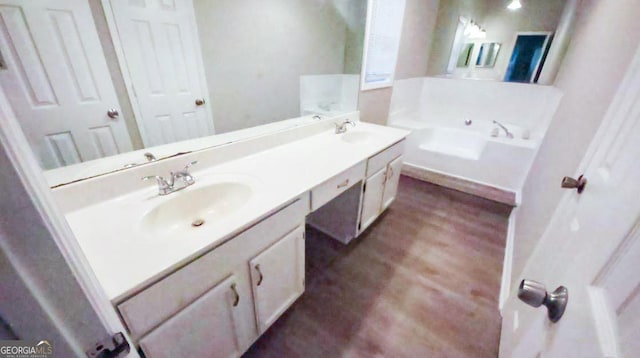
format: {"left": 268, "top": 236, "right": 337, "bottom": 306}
{"left": 518, "top": 279, "right": 568, "bottom": 323}
{"left": 107, "top": 108, "right": 119, "bottom": 119}
{"left": 561, "top": 175, "right": 587, "bottom": 194}
{"left": 195, "top": 98, "right": 205, "bottom": 106}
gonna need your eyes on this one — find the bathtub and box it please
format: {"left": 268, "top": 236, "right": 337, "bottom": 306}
{"left": 391, "top": 119, "right": 538, "bottom": 194}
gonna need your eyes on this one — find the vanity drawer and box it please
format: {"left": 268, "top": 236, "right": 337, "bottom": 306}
{"left": 117, "top": 196, "right": 308, "bottom": 340}
{"left": 311, "top": 161, "right": 366, "bottom": 211}
{"left": 366, "top": 140, "right": 405, "bottom": 177}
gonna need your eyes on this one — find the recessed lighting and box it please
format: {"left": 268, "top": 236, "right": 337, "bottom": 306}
{"left": 507, "top": 0, "right": 522, "bottom": 10}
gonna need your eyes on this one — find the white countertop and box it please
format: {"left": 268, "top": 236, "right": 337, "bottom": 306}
{"left": 64, "top": 121, "right": 409, "bottom": 302}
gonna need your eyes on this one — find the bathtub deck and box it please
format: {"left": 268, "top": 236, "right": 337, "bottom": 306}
{"left": 402, "top": 163, "right": 517, "bottom": 206}
{"left": 243, "top": 175, "right": 511, "bottom": 357}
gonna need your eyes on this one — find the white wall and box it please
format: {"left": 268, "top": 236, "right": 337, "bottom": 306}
{"left": 511, "top": 0, "right": 640, "bottom": 287}
{"left": 194, "top": 0, "right": 360, "bottom": 133}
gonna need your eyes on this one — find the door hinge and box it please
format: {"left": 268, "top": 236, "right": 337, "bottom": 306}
{"left": 358, "top": 221, "right": 362, "bottom": 231}
{"left": 363, "top": 183, "right": 366, "bottom": 193}
{"left": 86, "top": 332, "right": 130, "bottom": 358}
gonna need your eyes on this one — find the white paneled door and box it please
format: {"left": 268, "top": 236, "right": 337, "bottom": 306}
{"left": 0, "top": 0, "right": 133, "bottom": 169}
{"left": 106, "top": 0, "right": 214, "bottom": 147}
{"left": 501, "top": 46, "right": 640, "bottom": 357}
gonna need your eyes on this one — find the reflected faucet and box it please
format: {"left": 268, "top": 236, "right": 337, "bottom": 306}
{"left": 335, "top": 119, "right": 356, "bottom": 134}
{"left": 493, "top": 120, "right": 514, "bottom": 138}
{"left": 144, "top": 152, "right": 157, "bottom": 162}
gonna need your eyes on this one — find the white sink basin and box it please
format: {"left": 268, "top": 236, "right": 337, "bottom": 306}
{"left": 341, "top": 131, "right": 378, "bottom": 144}
{"left": 141, "top": 182, "right": 252, "bottom": 238}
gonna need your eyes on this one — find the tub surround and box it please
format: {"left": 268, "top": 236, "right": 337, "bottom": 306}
{"left": 388, "top": 77, "right": 562, "bottom": 198}
{"left": 55, "top": 114, "right": 409, "bottom": 302}
{"left": 390, "top": 77, "right": 563, "bottom": 139}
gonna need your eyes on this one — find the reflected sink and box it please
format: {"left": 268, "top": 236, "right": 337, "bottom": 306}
{"left": 341, "top": 131, "right": 378, "bottom": 144}
{"left": 141, "top": 182, "right": 252, "bottom": 238}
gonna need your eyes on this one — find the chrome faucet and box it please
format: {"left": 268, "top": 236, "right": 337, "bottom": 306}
{"left": 142, "top": 160, "right": 198, "bottom": 195}
{"left": 334, "top": 119, "right": 356, "bottom": 134}
{"left": 493, "top": 120, "right": 514, "bottom": 138}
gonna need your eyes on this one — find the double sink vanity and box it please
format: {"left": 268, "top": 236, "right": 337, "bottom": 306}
{"left": 53, "top": 113, "right": 408, "bottom": 357}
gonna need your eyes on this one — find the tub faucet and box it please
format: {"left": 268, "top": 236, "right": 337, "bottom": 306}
{"left": 493, "top": 120, "right": 514, "bottom": 138}
{"left": 335, "top": 119, "right": 356, "bottom": 134}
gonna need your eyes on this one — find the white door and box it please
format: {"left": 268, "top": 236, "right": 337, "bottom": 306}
{"left": 500, "top": 46, "right": 640, "bottom": 357}
{"left": 381, "top": 155, "right": 403, "bottom": 210}
{"left": 249, "top": 226, "right": 305, "bottom": 334}
{"left": 0, "top": 0, "right": 133, "bottom": 169}
{"left": 139, "top": 275, "right": 244, "bottom": 358}
{"left": 360, "top": 167, "right": 386, "bottom": 232}
{"left": 106, "top": 0, "right": 214, "bottom": 147}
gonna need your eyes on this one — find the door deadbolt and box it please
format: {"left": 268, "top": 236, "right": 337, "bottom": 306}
{"left": 561, "top": 175, "right": 587, "bottom": 194}
{"left": 518, "top": 279, "right": 568, "bottom": 323}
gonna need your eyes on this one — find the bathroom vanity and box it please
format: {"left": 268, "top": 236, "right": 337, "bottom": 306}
{"left": 53, "top": 115, "right": 408, "bottom": 357}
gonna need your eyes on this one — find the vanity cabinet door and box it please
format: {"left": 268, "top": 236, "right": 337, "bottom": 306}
{"left": 360, "top": 167, "right": 386, "bottom": 232}
{"left": 139, "top": 275, "right": 246, "bottom": 358}
{"left": 249, "top": 226, "right": 305, "bottom": 334}
{"left": 382, "top": 156, "right": 403, "bottom": 210}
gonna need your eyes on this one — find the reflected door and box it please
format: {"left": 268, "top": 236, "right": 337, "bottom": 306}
{"left": 0, "top": 0, "right": 133, "bottom": 169}
{"left": 504, "top": 33, "right": 552, "bottom": 83}
{"left": 107, "top": 0, "right": 214, "bottom": 147}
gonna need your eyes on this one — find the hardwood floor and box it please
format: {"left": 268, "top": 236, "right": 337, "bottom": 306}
{"left": 244, "top": 176, "right": 512, "bottom": 358}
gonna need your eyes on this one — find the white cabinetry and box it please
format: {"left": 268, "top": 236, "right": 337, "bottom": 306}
{"left": 250, "top": 226, "right": 305, "bottom": 333}
{"left": 308, "top": 140, "right": 405, "bottom": 242}
{"left": 359, "top": 152, "right": 403, "bottom": 233}
{"left": 360, "top": 168, "right": 386, "bottom": 231}
{"left": 117, "top": 197, "right": 308, "bottom": 357}
{"left": 139, "top": 275, "right": 244, "bottom": 358}
{"left": 381, "top": 155, "right": 403, "bottom": 211}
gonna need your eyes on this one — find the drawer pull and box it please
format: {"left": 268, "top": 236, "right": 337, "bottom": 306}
{"left": 255, "top": 264, "right": 263, "bottom": 286}
{"left": 387, "top": 167, "right": 394, "bottom": 181}
{"left": 230, "top": 283, "right": 239, "bottom": 307}
{"left": 337, "top": 179, "right": 350, "bottom": 189}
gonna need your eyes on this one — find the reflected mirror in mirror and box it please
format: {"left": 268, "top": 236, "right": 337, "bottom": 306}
{"left": 456, "top": 43, "right": 474, "bottom": 68}
{"left": 427, "top": 0, "right": 572, "bottom": 83}
{"left": 475, "top": 42, "right": 501, "bottom": 68}
{"left": 0, "top": 0, "right": 367, "bottom": 184}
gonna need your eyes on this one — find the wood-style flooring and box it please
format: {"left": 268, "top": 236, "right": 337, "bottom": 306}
{"left": 244, "top": 176, "right": 512, "bottom": 357}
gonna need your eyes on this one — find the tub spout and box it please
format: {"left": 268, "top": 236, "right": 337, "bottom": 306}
{"left": 493, "top": 120, "right": 514, "bottom": 138}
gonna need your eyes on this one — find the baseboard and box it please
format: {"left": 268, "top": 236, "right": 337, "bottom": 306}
{"left": 499, "top": 208, "right": 517, "bottom": 314}
{"left": 401, "top": 164, "right": 517, "bottom": 206}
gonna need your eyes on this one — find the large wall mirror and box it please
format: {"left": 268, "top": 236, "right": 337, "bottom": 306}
{"left": 427, "top": 0, "right": 573, "bottom": 83}
{"left": 0, "top": 0, "right": 366, "bottom": 185}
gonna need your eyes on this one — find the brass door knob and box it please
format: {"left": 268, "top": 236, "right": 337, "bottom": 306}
{"left": 195, "top": 98, "right": 205, "bottom": 106}
{"left": 561, "top": 175, "right": 587, "bottom": 194}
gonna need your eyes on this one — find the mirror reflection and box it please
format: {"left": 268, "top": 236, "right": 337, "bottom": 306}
{"left": 475, "top": 42, "right": 501, "bottom": 68}
{"left": 0, "top": 0, "right": 366, "bottom": 172}
{"left": 427, "top": 0, "right": 569, "bottom": 83}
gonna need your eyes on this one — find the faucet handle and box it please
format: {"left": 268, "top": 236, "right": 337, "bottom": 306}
{"left": 183, "top": 160, "right": 198, "bottom": 172}
{"left": 142, "top": 175, "right": 169, "bottom": 185}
